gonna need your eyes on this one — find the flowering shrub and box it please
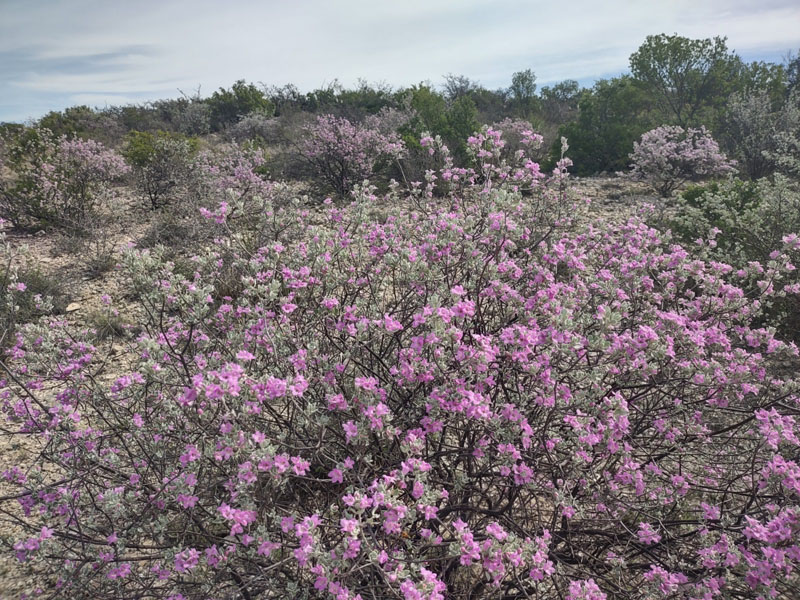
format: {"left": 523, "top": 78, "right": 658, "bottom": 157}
{"left": 300, "top": 114, "right": 405, "bottom": 197}
{"left": 138, "top": 143, "right": 275, "bottom": 250}
{"left": 491, "top": 118, "right": 547, "bottom": 163}
{"left": 466, "top": 125, "right": 546, "bottom": 194}
{"left": 765, "top": 117, "right": 800, "bottom": 180}
{"left": 0, "top": 128, "right": 129, "bottom": 230}
{"left": 621, "top": 125, "right": 736, "bottom": 197}
{"left": 192, "top": 143, "right": 273, "bottom": 208}
{"left": 664, "top": 174, "right": 800, "bottom": 341}
{"left": 0, "top": 223, "right": 60, "bottom": 346}
{"left": 2, "top": 129, "right": 800, "bottom": 600}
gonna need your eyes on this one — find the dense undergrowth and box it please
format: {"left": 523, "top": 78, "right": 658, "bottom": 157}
{"left": 0, "top": 117, "right": 799, "bottom": 600}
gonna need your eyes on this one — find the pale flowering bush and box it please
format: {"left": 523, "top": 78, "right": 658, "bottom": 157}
{"left": 362, "top": 107, "right": 414, "bottom": 138}
{"left": 490, "top": 118, "right": 548, "bottom": 164}
{"left": 0, "top": 128, "right": 129, "bottom": 230}
{"left": 300, "top": 114, "right": 405, "bottom": 197}
{"left": 2, "top": 129, "right": 800, "bottom": 600}
{"left": 224, "top": 114, "right": 281, "bottom": 147}
{"left": 0, "top": 224, "right": 46, "bottom": 346}
{"left": 466, "top": 125, "right": 547, "bottom": 194}
{"left": 720, "top": 90, "right": 800, "bottom": 180}
{"left": 192, "top": 143, "right": 273, "bottom": 208}
{"left": 620, "top": 125, "right": 736, "bottom": 197}
{"left": 664, "top": 174, "right": 800, "bottom": 341}
{"left": 139, "top": 143, "right": 274, "bottom": 249}
{"left": 766, "top": 127, "right": 800, "bottom": 180}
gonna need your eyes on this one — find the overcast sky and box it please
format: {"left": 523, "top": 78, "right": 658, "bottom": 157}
{"left": 1, "top": 0, "right": 799, "bottom": 123}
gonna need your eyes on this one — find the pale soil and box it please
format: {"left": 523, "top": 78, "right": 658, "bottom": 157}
{"left": 0, "top": 176, "right": 650, "bottom": 598}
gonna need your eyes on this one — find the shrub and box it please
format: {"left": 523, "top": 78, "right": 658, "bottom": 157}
{"left": 464, "top": 125, "right": 549, "bottom": 196}
{"left": 37, "top": 105, "right": 127, "bottom": 147}
{"left": 621, "top": 125, "right": 736, "bottom": 197}
{"left": 138, "top": 143, "right": 274, "bottom": 251}
{"left": 147, "top": 97, "right": 213, "bottom": 137}
{"left": 85, "top": 298, "right": 135, "bottom": 341}
{"left": 554, "top": 76, "right": 654, "bottom": 176}
{"left": 666, "top": 174, "right": 800, "bottom": 340}
{"left": 136, "top": 209, "right": 201, "bottom": 250}
{"left": 300, "top": 114, "right": 405, "bottom": 197}
{"left": 52, "top": 209, "right": 121, "bottom": 278}
{"left": 123, "top": 131, "right": 198, "bottom": 210}
{"left": 208, "top": 80, "right": 274, "bottom": 132}
{"left": 0, "top": 128, "right": 800, "bottom": 600}
{"left": 0, "top": 128, "right": 129, "bottom": 230}
{"left": 720, "top": 89, "right": 800, "bottom": 179}
{"left": 3, "top": 130, "right": 800, "bottom": 600}
{"left": 224, "top": 113, "right": 280, "bottom": 147}
{"left": 0, "top": 228, "right": 69, "bottom": 345}
{"left": 490, "top": 118, "right": 546, "bottom": 164}
{"left": 174, "top": 101, "right": 212, "bottom": 137}
{"left": 764, "top": 97, "right": 800, "bottom": 180}
{"left": 192, "top": 143, "right": 272, "bottom": 206}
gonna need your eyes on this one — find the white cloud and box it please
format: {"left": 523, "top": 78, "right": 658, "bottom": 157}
{"left": 1, "top": 0, "right": 798, "bottom": 121}
{"left": 68, "top": 93, "right": 151, "bottom": 107}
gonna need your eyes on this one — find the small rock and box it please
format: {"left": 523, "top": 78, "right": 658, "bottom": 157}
{"left": 65, "top": 302, "right": 81, "bottom": 313}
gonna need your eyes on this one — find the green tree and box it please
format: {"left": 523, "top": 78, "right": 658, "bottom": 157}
{"left": 508, "top": 69, "right": 538, "bottom": 119}
{"left": 37, "top": 105, "right": 95, "bottom": 138}
{"left": 335, "top": 79, "right": 395, "bottom": 120}
{"left": 396, "top": 84, "right": 481, "bottom": 166}
{"left": 441, "top": 74, "right": 480, "bottom": 101}
{"left": 399, "top": 84, "right": 450, "bottom": 140}
{"left": 122, "top": 130, "right": 198, "bottom": 209}
{"left": 785, "top": 50, "right": 799, "bottom": 95}
{"left": 737, "top": 60, "right": 787, "bottom": 102}
{"left": 469, "top": 87, "right": 507, "bottom": 124}
{"left": 629, "top": 34, "right": 741, "bottom": 127}
{"left": 540, "top": 79, "right": 581, "bottom": 125}
{"left": 555, "top": 76, "right": 655, "bottom": 175}
{"left": 207, "top": 80, "right": 273, "bottom": 131}
{"left": 445, "top": 96, "right": 481, "bottom": 164}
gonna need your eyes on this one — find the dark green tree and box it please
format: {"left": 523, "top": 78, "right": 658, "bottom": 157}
{"left": 335, "top": 80, "right": 396, "bottom": 120}
{"left": 469, "top": 87, "right": 507, "bottom": 123}
{"left": 441, "top": 74, "right": 480, "bottom": 101}
{"left": 399, "top": 84, "right": 450, "bottom": 139}
{"left": 629, "top": 34, "right": 741, "bottom": 127}
{"left": 508, "top": 69, "right": 538, "bottom": 119}
{"left": 37, "top": 105, "right": 96, "bottom": 138}
{"left": 207, "top": 80, "right": 273, "bottom": 131}
{"left": 540, "top": 79, "right": 581, "bottom": 125}
{"left": 445, "top": 96, "right": 481, "bottom": 164}
{"left": 554, "top": 76, "right": 656, "bottom": 175}
{"left": 786, "top": 50, "right": 800, "bottom": 95}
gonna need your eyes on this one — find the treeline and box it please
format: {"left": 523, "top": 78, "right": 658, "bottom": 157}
{"left": 2, "top": 33, "right": 799, "bottom": 177}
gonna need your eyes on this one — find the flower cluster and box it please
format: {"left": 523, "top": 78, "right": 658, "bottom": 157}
{"left": 2, "top": 127, "right": 799, "bottom": 599}
{"left": 301, "top": 113, "right": 405, "bottom": 197}
{"left": 0, "top": 129, "right": 128, "bottom": 229}
{"left": 621, "top": 125, "right": 736, "bottom": 197}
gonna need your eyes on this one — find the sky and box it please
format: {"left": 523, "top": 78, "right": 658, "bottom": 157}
{"left": 1, "top": 0, "right": 799, "bottom": 123}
